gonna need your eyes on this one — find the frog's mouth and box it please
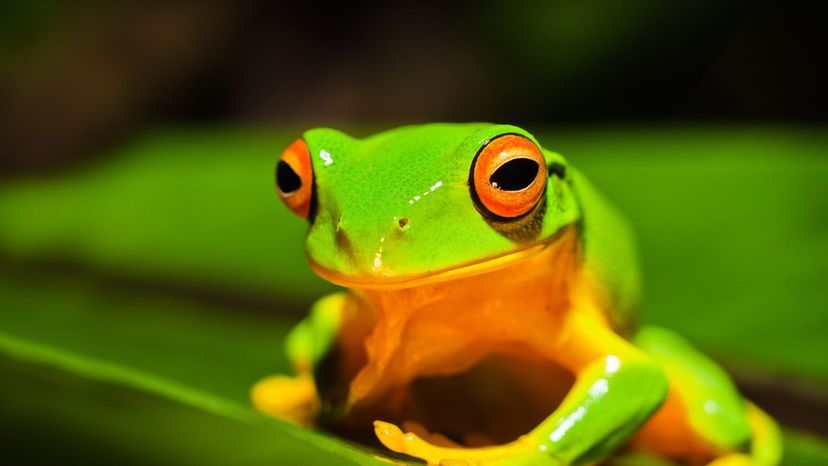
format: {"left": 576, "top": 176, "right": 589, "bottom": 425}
{"left": 309, "top": 234, "right": 560, "bottom": 291}
{"left": 328, "top": 352, "right": 575, "bottom": 447}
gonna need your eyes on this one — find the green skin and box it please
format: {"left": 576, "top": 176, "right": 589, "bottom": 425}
{"left": 279, "top": 123, "right": 780, "bottom": 465}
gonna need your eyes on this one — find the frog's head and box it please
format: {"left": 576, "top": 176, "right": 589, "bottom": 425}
{"left": 274, "top": 123, "right": 579, "bottom": 288}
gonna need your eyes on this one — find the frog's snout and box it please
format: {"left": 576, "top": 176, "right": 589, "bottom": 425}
{"left": 334, "top": 216, "right": 411, "bottom": 251}
{"left": 317, "top": 213, "right": 418, "bottom": 277}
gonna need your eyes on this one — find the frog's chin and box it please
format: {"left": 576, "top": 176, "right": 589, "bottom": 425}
{"left": 308, "top": 238, "right": 556, "bottom": 291}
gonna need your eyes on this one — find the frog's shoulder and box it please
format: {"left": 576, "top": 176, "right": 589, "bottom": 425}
{"left": 569, "top": 167, "right": 641, "bottom": 333}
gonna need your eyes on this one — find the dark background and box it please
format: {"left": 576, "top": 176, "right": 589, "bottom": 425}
{"left": 1, "top": 0, "right": 826, "bottom": 174}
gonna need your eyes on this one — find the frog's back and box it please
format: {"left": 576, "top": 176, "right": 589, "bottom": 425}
{"left": 569, "top": 167, "right": 642, "bottom": 333}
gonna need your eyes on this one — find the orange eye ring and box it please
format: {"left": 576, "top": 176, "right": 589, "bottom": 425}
{"left": 470, "top": 134, "right": 547, "bottom": 219}
{"left": 276, "top": 138, "right": 313, "bottom": 219}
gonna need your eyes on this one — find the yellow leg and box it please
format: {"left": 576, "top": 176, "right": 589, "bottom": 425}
{"left": 374, "top": 421, "right": 547, "bottom": 466}
{"left": 745, "top": 403, "right": 782, "bottom": 466}
{"left": 251, "top": 372, "right": 319, "bottom": 426}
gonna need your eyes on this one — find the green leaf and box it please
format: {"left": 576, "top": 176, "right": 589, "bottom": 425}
{"left": 0, "top": 271, "right": 410, "bottom": 465}
{"left": 1, "top": 354, "right": 353, "bottom": 466}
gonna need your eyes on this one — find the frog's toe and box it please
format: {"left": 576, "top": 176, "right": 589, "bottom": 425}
{"left": 373, "top": 420, "right": 406, "bottom": 452}
{"left": 252, "top": 374, "right": 318, "bottom": 425}
{"left": 374, "top": 421, "right": 421, "bottom": 456}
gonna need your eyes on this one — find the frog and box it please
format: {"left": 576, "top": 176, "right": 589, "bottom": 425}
{"left": 253, "top": 123, "right": 782, "bottom": 466}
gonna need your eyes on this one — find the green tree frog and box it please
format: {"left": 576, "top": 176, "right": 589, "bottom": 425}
{"left": 253, "top": 124, "right": 781, "bottom": 466}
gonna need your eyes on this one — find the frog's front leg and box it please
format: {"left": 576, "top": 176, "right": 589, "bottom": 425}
{"left": 252, "top": 292, "right": 350, "bottom": 426}
{"left": 375, "top": 311, "right": 669, "bottom": 465}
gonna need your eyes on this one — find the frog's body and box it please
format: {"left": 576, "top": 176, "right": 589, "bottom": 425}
{"left": 254, "top": 124, "right": 781, "bottom": 465}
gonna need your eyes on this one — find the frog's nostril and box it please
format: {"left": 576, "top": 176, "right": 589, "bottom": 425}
{"left": 335, "top": 227, "right": 352, "bottom": 252}
{"left": 396, "top": 217, "right": 411, "bottom": 231}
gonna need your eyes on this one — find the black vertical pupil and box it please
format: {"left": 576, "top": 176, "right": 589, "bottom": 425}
{"left": 490, "top": 158, "right": 539, "bottom": 191}
{"left": 276, "top": 161, "right": 302, "bottom": 193}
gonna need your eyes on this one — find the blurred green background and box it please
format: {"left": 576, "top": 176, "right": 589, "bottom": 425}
{"left": 1, "top": 1, "right": 826, "bottom": 465}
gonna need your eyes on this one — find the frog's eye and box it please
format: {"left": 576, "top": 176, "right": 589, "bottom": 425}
{"left": 276, "top": 138, "right": 314, "bottom": 219}
{"left": 470, "top": 134, "right": 547, "bottom": 219}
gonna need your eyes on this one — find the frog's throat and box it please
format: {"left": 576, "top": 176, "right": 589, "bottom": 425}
{"left": 309, "top": 227, "right": 574, "bottom": 291}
